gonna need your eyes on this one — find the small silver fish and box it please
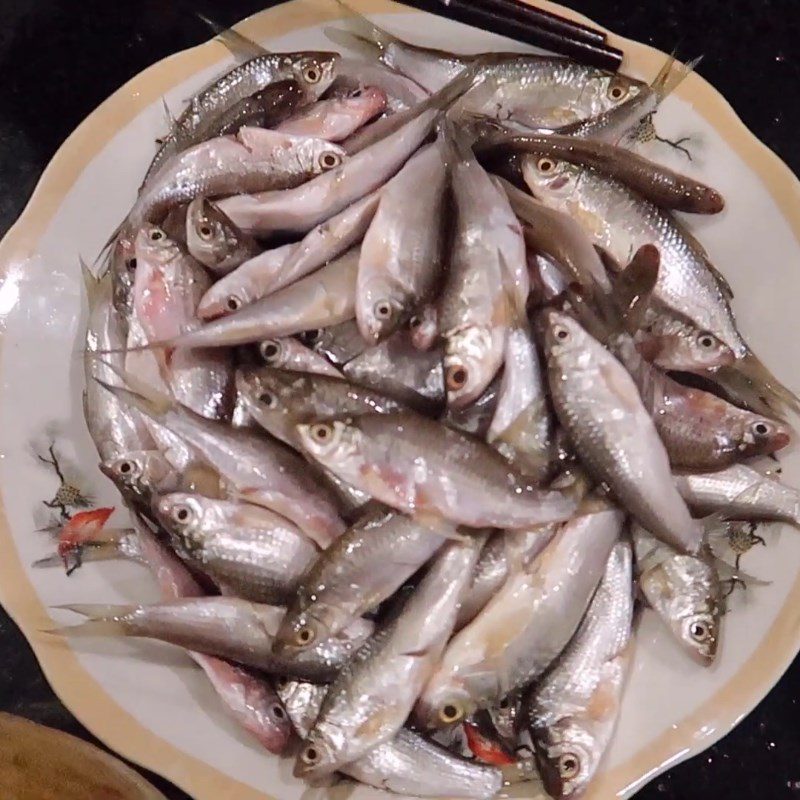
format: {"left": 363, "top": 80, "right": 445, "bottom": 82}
{"left": 57, "top": 597, "right": 372, "bottom": 683}
{"left": 278, "top": 679, "right": 503, "bottom": 798}
{"left": 154, "top": 493, "right": 318, "bottom": 604}
{"left": 296, "top": 412, "right": 576, "bottom": 530}
{"left": 274, "top": 506, "right": 446, "bottom": 654}
{"left": 275, "top": 86, "right": 387, "bottom": 140}
{"left": 146, "top": 51, "right": 340, "bottom": 182}
{"left": 525, "top": 540, "right": 635, "bottom": 798}
{"left": 541, "top": 311, "right": 701, "bottom": 553}
{"left": 632, "top": 523, "right": 721, "bottom": 665}
{"left": 296, "top": 535, "right": 484, "bottom": 777}
{"left": 415, "top": 505, "right": 623, "bottom": 727}
{"left": 356, "top": 139, "right": 447, "bottom": 342}
{"left": 185, "top": 197, "right": 260, "bottom": 275}
{"left": 674, "top": 464, "right": 800, "bottom": 527}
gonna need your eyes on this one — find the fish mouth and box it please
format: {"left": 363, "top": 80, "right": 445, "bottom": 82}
{"left": 721, "top": 350, "right": 800, "bottom": 419}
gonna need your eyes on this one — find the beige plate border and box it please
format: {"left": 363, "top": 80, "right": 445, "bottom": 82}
{"left": 0, "top": 1, "right": 798, "bottom": 798}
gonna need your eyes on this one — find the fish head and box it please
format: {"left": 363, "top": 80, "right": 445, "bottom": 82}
{"left": 342, "top": 85, "right": 388, "bottom": 123}
{"left": 186, "top": 197, "right": 238, "bottom": 271}
{"left": 273, "top": 608, "right": 331, "bottom": 658}
{"left": 134, "top": 224, "right": 181, "bottom": 267}
{"left": 736, "top": 416, "right": 791, "bottom": 459}
{"left": 532, "top": 716, "right": 602, "bottom": 799}
{"left": 591, "top": 71, "right": 646, "bottom": 115}
{"left": 294, "top": 724, "right": 342, "bottom": 779}
{"left": 197, "top": 274, "right": 257, "bottom": 320}
{"left": 414, "top": 680, "right": 476, "bottom": 731}
{"left": 296, "top": 419, "right": 364, "bottom": 479}
{"left": 541, "top": 310, "right": 589, "bottom": 360}
{"left": 640, "top": 555, "right": 721, "bottom": 665}
{"left": 100, "top": 450, "right": 170, "bottom": 506}
{"left": 356, "top": 275, "right": 407, "bottom": 343}
{"left": 154, "top": 493, "right": 207, "bottom": 555}
{"left": 642, "top": 325, "right": 736, "bottom": 372}
{"left": 235, "top": 366, "right": 301, "bottom": 442}
{"left": 521, "top": 153, "right": 582, "bottom": 201}
{"left": 290, "top": 53, "right": 341, "bottom": 98}
{"left": 444, "top": 325, "right": 506, "bottom": 409}
{"left": 110, "top": 234, "right": 136, "bottom": 318}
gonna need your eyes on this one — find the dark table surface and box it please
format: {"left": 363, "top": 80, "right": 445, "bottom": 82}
{"left": 1, "top": 1, "right": 799, "bottom": 798}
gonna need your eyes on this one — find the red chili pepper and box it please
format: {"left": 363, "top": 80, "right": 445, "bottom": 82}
{"left": 463, "top": 721, "right": 516, "bottom": 766}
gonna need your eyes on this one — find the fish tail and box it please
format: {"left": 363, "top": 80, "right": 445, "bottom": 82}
{"left": 80, "top": 257, "right": 110, "bottom": 311}
{"left": 47, "top": 603, "right": 137, "bottom": 637}
{"left": 94, "top": 365, "right": 175, "bottom": 422}
{"left": 651, "top": 52, "right": 703, "bottom": 101}
{"left": 718, "top": 350, "right": 800, "bottom": 419}
{"left": 325, "top": 0, "right": 402, "bottom": 58}
{"left": 196, "top": 12, "right": 271, "bottom": 59}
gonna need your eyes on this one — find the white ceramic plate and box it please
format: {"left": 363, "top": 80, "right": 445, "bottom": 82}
{"left": 1, "top": 1, "right": 799, "bottom": 799}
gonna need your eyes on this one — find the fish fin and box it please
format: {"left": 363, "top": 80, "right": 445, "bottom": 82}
{"left": 161, "top": 97, "right": 176, "bottom": 130}
{"left": 324, "top": 26, "right": 383, "bottom": 61}
{"left": 614, "top": 244, "right": 661, "bottom": 333}
{"left": 197, "top": 12, "right": 271, "bottom": 58}
{"left": 651, "top": 52, "right": 702, "bottom": 101}
{"left": 94, "top": 367, "right": 174, "bottom": 422}
{"left": 708, "top": 555, "right": 771, "bottom": 588}
{"left": 412, "top": 513, "right": 469, "bottom": 541}
{"left": 80, "top": 257, "right": 110, "bottom": 310}
{"left": 711, "top": 352, "right": 800, "bottom": 419}
{"left": 46, "top": 603, "right": 136, "bottom": 637}
{"left": 326, "top": 0, "right": 402, "bottom": 57}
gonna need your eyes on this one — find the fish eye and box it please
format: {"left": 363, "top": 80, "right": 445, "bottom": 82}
{"left": 149, "top": 227, "right": 166, "bottom": 242}
{"left": 114, "top": 458, "right": 140, "bottom": 479}
{"left": 319, "top": 151, "right": 342, "bottom": 170}
{"left": 438, "top": 702, "right": 465, "bottom": 725}
{"left": 608, "top": 82, "right": 629, "bottom": 102}
{"left": 226, "top": 296, "right": 242, "bottom": 312}
{"left": 300, "top": 329, "right": 322, "bottom": 345}
{"left": 537, "top": 157, "right": 557, "bottom": 173}
{"left": 126, "top": 257, "right": 137, "bottom": 272}
{"left": 171, "top": 504, "right": 193, "bottom": 525}
{"left": 445, "top": 365, "right": 469, "bottom": 392}
{"left": 752, "top": 421, "right": 771, "bottom": 437}
{"left": 374, "top": 300, "right": 394, "bottom": 320}
{"left": 309, "top": 423, "right": 334, "bottom": 444}
{"left": 558, "top": 752, "right": 581, "bottom": 780}
{"left": 301, "top": 744, "right": 321, "bottom": 764}
{"left": 259, "top": 340, "right": 282, "bottom": 363}
{"left": 258, "top": 391, "right": 278, "bottom": 409}
{"left": 553, "top": 325, "right": 570, "bottom": 341}
{"left": 295, "top": 625, "right": 316, "bottom": 646}
{"left": 270, "top": 703, "right": 286, "bottom": 720}
{"left": 688, "top": 619, "right": 711, "bottom": 642}
{"left": 697, "top": 332, "right": 717, "bottom": 349}
{"left": 303, "top": 66, "right": 322, "bottom": 84}
{"left": 198, "top": 223, "right": 214, "bottom": 240}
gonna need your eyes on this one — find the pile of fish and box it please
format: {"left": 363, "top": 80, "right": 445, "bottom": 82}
{"left": 47, "top": 5, "right": 800, "bottom": 799}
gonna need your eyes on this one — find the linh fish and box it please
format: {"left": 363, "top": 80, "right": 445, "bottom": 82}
{"left": 415, "top": 505, "right": 622, "bottom": 727}
{"left": 185, "top": 197, "right": 261, "bottom": 275}
{"left": 296, "top": 534, "right": 485, "bottom": 777}
{"left": 356, "top": 138, "right": 447, "bottom": 342}
{"left": 632, "top": 522, "right": 720, "bottom": 665}
{"left": 57, "top": 596, "right": 372, "bottom": 683}
{"left": 278, "top": 679, "right": 503, "bottom": 798}
{"left": 524, "top": 540, "right": 634, "bottom": 798}
{"left": 541, "top": 310, "right": 701, "bottom": 553}
{"left": 154, "top": 492, "right": 318, "bottom": 604}
{"left": 97, "top": 372, "right": 346, "bottom": 548}
{"left": 296, "top": 411, "right": 576, "bottom": 529}
{"left": 274, "top": 505, "right": 447, "bottom": 654}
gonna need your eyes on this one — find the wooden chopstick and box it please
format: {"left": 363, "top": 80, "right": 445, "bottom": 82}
{"left": 473, "top": 0, "right": 607, "bottom": 46}
{"left": 414, "top": 0, "right": 623, "bottom": 72}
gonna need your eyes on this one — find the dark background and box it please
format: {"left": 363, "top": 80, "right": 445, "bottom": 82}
{"left": 1, "top": 1, "right": 799, "bottom": 797}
